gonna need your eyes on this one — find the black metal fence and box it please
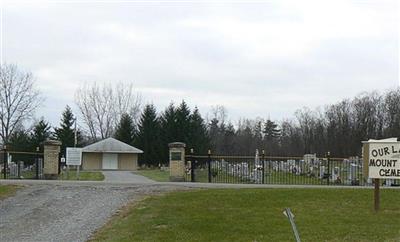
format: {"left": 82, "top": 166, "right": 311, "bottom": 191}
{"left": 185, "top": 151, "right": 400, "bottom": 186}
{"left": 1, "top": 151, "right": 44, "bottom": 179}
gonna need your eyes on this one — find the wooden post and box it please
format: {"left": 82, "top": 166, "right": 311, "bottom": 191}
{"left": 374, "top": 178, "right": 380, "bottom": 212}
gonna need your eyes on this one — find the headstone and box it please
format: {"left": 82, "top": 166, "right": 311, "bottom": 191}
{"left": 348, "top": 163, "right": 357, "bottom": 181}
{"left": 320, "top": 166, "right": 325, "bottom": 179}
{"left": 303, "top": 154, "right": 317, "bottom": 165}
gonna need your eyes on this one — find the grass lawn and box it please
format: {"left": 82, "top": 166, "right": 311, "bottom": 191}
{"left": 58, "top": 171, "right": 105, "bottom": 181}
{"left": 90, "top": 188, "right": 400, "bottom": 242}
{"left": 134, "top": 169, "right": 170, "bottom": 182}
{"left": 0, "top": 185, "right": 19, "bottom": 199}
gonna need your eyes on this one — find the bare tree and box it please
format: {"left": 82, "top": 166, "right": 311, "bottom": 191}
{"left": 115, "top": 82, "right": 142, "bottom": 126}
{"left": 212, "top": 105, "right": 227, "bottom": 124}
{"left": 0, "top": 64, "right": 42, "bottom": 144}
{"left": 75, "top": 82, "right": 142, "bottom": 141}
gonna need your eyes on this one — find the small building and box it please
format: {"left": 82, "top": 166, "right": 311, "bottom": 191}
{"left": 81, "top": 137, "right": 143, "bottom": 171}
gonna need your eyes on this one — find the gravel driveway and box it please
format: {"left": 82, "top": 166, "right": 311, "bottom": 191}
{"left": 0, "top": 183, "right": 183, "bottom": 242}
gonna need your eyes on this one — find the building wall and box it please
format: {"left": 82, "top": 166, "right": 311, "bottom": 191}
{"left": 82, "top": 152, "right": 138, "bottom": 170}
{"left": 82, "top": 152, "right": 102, "bottom": 170}
{"left": 118, "top": 153, "right": 138, "bottom": 170}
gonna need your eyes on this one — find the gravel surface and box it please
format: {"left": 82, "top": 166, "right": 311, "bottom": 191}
{"left": 0, "top": 183, "right": 184, "bottom": 242}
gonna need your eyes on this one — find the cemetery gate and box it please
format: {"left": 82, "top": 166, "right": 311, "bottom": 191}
{"left": 184, "top": 150, "right": 399, "bottom": 186}
{"left": 1, "top": 149, "right": 45, "bottom": 179}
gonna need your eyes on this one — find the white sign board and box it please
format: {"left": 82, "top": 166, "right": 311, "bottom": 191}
{"left": 368, "top": 142, "right": 400, "bottom": 179}
{"left": 66, "top": 147, "right": 82, "bottom": 166}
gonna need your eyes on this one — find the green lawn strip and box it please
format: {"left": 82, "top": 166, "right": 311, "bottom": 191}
{"left": 90, "top": 188, "right": 400, "bottom": 242}
{"left": 58, "top": 171, "right": 105, "bottom": 181}
{"left": 0, "top": 185, "right": 19, "bottom": 199}
{"left": 134, "top": 169, "right": 170, "bottom": 182}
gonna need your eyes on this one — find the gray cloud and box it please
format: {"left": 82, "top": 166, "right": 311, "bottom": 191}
{"left": 2, "top": 0, "right": 398, "bottom": 126}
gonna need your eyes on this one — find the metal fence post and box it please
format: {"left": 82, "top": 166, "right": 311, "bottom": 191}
{"left": 208, "top": 150, "right": 212, "bottom": 183}
{"left": 327, "top": 151, "right": 331, "bottom": 185}
{"left": 262, "top": 150, "right": 265, "bottom": 184}
{"left": 36, "top": 147, "right": 39, "bottom": 179}
{"left": 3, "top": 145, "right": 7, "bottom": 179}
{"left": 17, "top": 160, "right": 21, "bottom": 178}
{"left": 190, "top": 148, "right": 195, "bottom": 182}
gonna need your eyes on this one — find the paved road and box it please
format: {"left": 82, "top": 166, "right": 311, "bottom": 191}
{"left": 0, "top": 183, "right": 184, "bottom": 242}
{"left": 102, "top": 170, "right": 155, "bottom": 183}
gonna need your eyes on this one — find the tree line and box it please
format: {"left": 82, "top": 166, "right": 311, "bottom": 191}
{"left": 206, "top": 90, "right": 400, "bottom": 158}
{"left": 1, "top": 64, "right": 400, "bottom": 166}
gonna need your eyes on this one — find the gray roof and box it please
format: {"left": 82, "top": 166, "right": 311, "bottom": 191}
{"left": 82, "top": 137, "right": 143, "bottom": 154}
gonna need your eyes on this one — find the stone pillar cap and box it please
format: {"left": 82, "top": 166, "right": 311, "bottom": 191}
{"left": 168, "top": 142, "right": 186, "bottom": 148}
{"left": 41, "top": 139, "right": 62, "bottom": 146}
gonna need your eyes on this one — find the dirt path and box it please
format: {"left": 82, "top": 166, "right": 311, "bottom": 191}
{"left": 0, "top": 183, "right": 183, "bottom": 242}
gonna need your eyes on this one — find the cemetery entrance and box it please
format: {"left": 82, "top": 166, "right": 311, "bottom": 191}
{"left": 1, "top": 150, "right": 45, "bottom": 179}
{"left": 184, "top": 150, "right": 398, "bottom": 186}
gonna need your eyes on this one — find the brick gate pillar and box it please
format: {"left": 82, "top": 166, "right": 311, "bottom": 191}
{"left": 169, "top": 142, "right": 186, "bottom": 182}
{"left": 43, "top": 140, "right": 62, "bottom": 179}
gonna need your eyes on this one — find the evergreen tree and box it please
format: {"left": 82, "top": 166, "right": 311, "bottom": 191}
{"left": 175, "top": 100, "right": 191, "bottom": 143}
{"left": 160, "top": 103, "right": 178, "bottom": 163}
{"left": 8, "top": 126, "right": 34, "bottom": 165}
{"left": 114, "top": 113, "right": 136, "bottom": 145}
{"left": 54, "top": 106, "right": 80, "bottom": 155}
{"left": 8, "top": 127, "right": 31, "bottom": 151}
{"left": 135, "top": 104, "right": 162, "bottom": 166}
{"left": 263, "top": 119, "right": 281, "bottom": 141}
{"left": 221, "top": 122, "right": 236, "bottom": 154}
{"left": 31, "top": 118, "right": 51, "bottom": 151}
{"left": 208, "top": 118, "right": 220, "bottom": 152}
{"left": 188, "top": 107, "right": 209, "bottom": 153}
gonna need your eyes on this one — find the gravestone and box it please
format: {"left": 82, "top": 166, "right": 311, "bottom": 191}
{"left": 319, "top": 166, "right": 325, "bottom": 179}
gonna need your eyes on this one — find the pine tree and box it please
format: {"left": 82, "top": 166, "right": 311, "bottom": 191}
{"left": 263, "top": 119, "right": 281, "bottom": 155}
{"left": 175, "top": 100, "right": 191, "bottom": 143}
{"left": 263, "top": 119, "right": 281, "bottom": 141}
{"left": 221, "top": 122, "right": 236, "bottom": 154}
{"left": 31, "top": 118, "right": 51, "bottom": 151}
{"left": 160, "top": 103, "right": 178, "bottom": 163}
{"left": 54, "top": 106, "right": 80, "bottom": 155}
{"left": 8, "top": 126, "right": 33, "bottom": 163}
{"left": 208, "top": 118, "right": 220, "bottom": 152}
{"left": 188, "top": 107, "right": 209, "bottom": 153}
{"left": 114, "top": 113, "right": 136, "bottom": 145}
{"left": 8, "top": 126, "right": 31, "bottom": 151}
{"left": 135, "top": 104, "right": 162, "bottom": 167}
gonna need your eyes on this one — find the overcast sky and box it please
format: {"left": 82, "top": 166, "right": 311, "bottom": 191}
{"left": 1, "top": 0, "right": 399, "bottom": 127}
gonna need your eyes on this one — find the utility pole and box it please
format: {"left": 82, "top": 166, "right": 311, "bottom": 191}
{"left": 74, "top": 117, "right": 77, "bottom": 147}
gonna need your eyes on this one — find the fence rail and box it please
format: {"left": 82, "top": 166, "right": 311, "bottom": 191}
{"left": 184, "top": 153, "right": 400, "bottom": 186}
{"left": 1, "top": 150, "right": 44, "bottom": 179}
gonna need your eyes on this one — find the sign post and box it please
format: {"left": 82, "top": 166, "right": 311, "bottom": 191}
{"left": 374, "top": 178, "right": 379, "bottom": 212}
{"left": 66, "top": 147, "right": 82, "bottom": 180}
{"left": 362, "top": 138, "right": 400, "bottom": 212}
